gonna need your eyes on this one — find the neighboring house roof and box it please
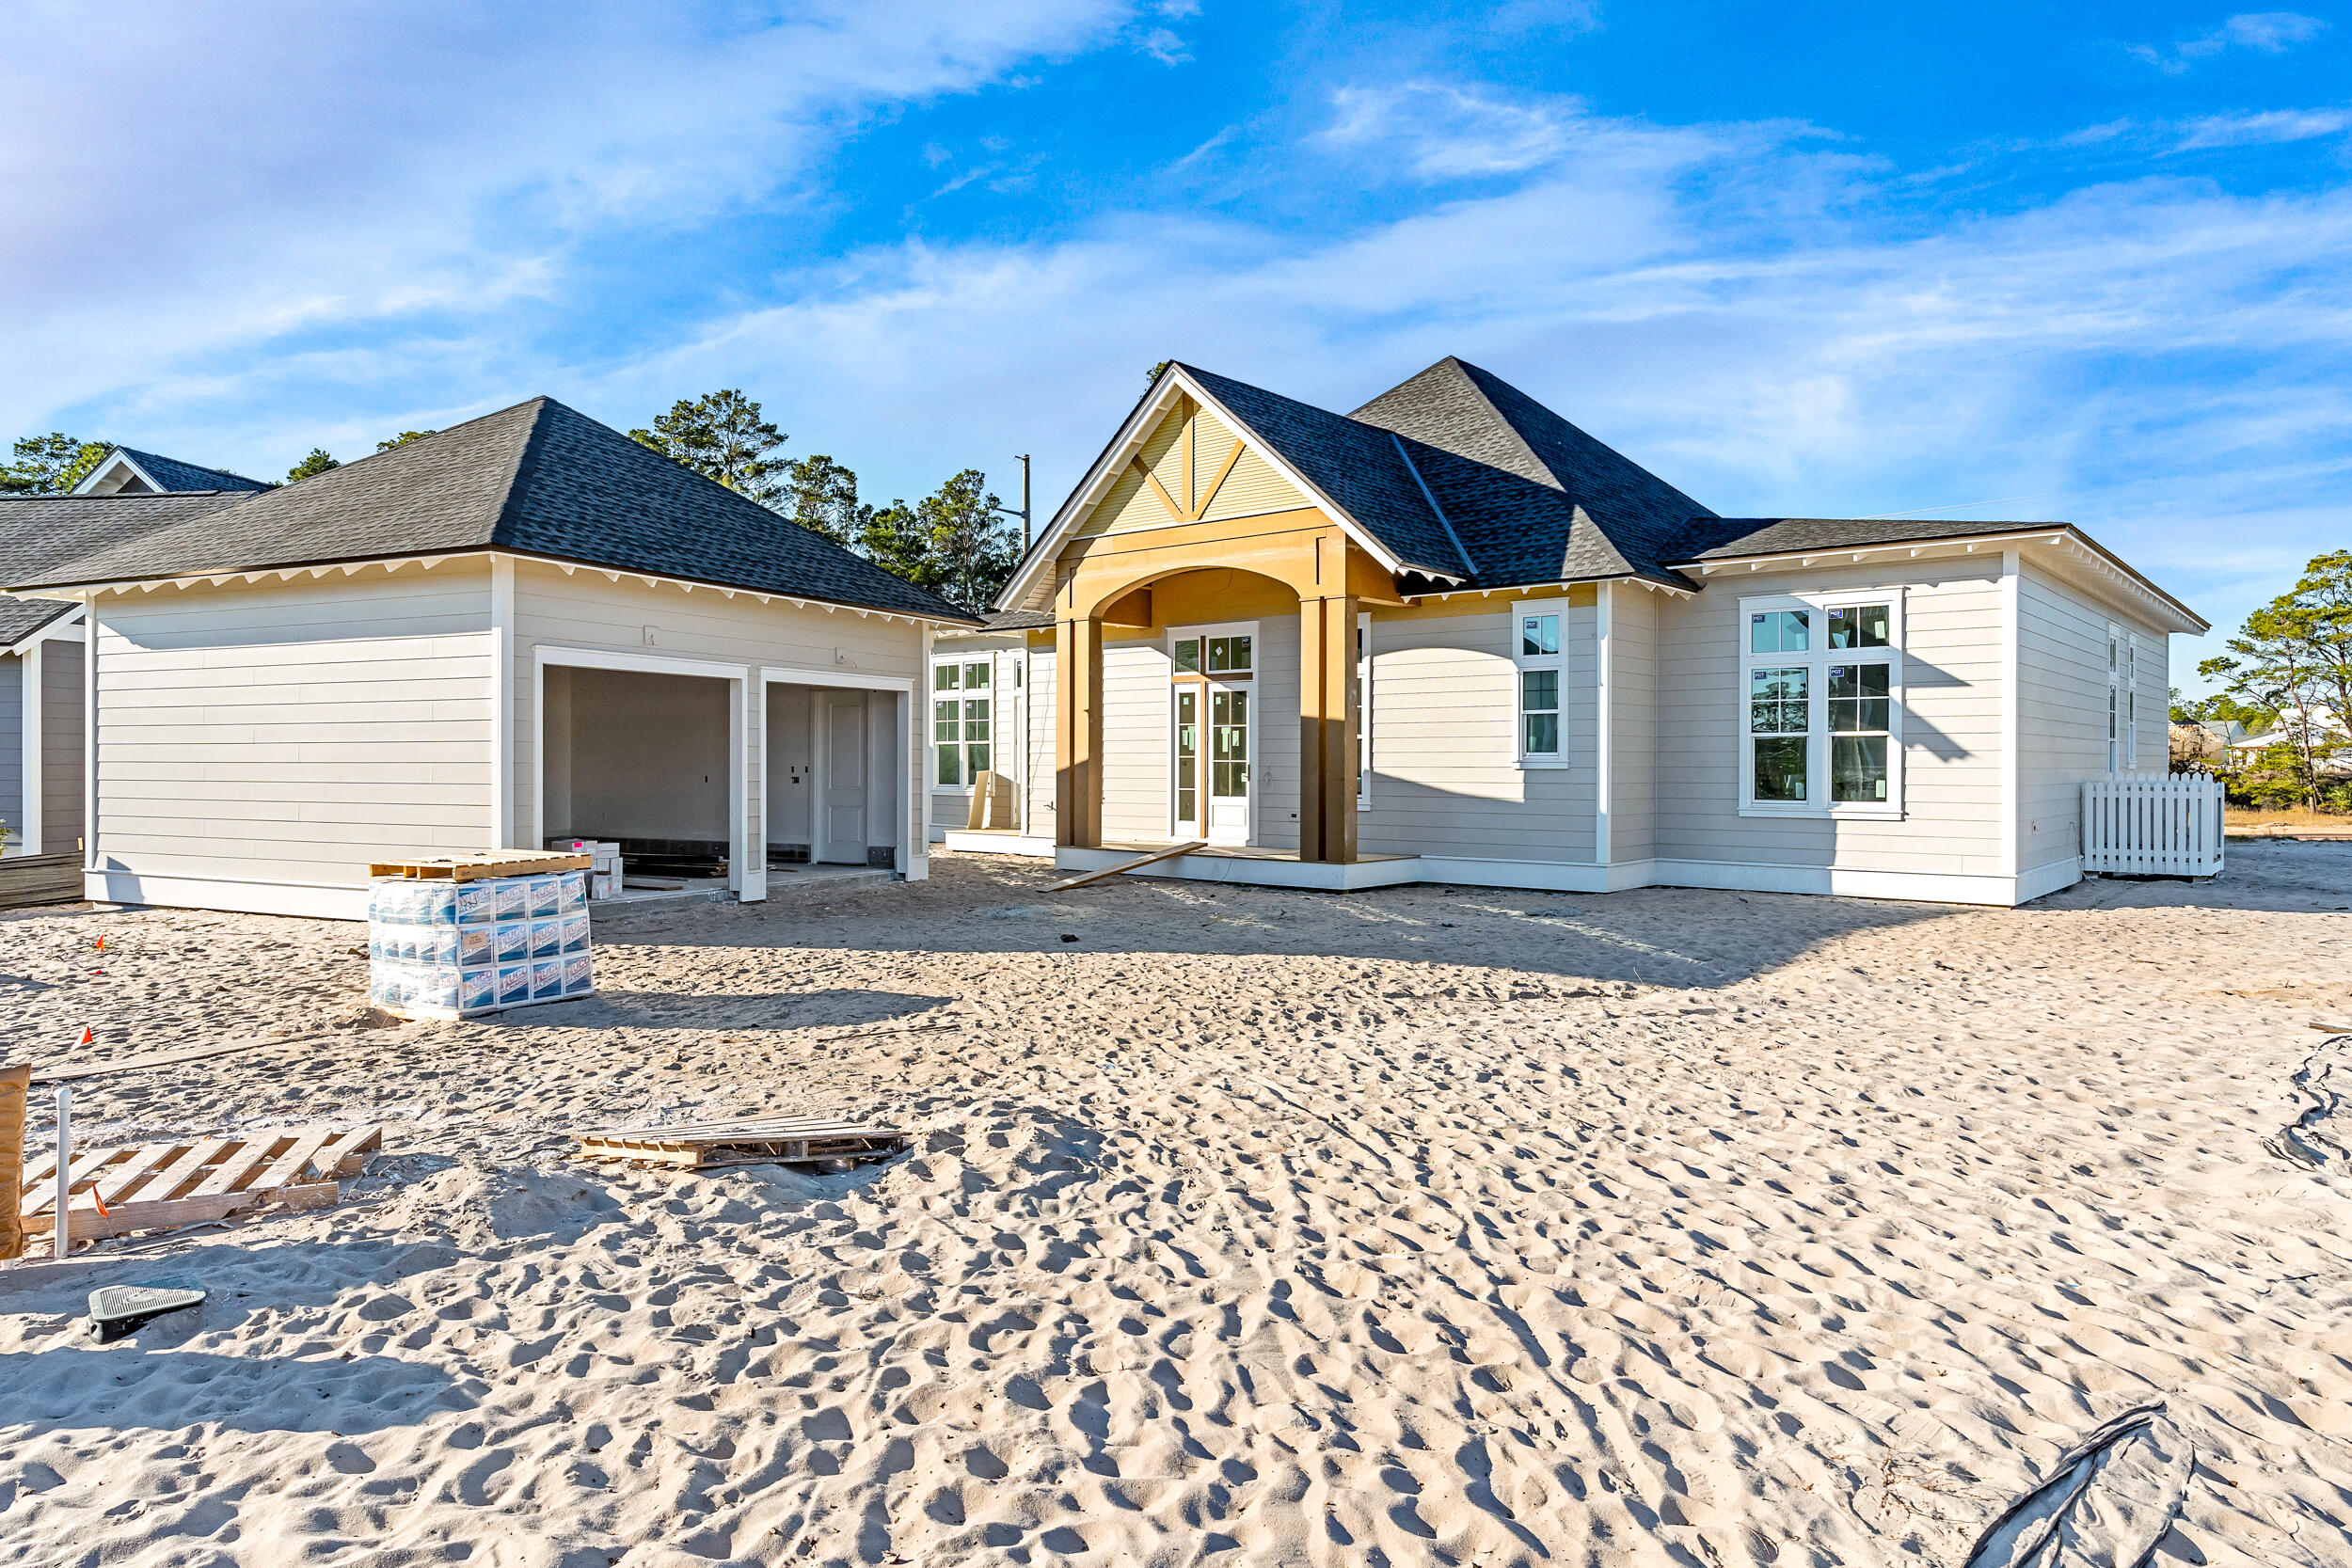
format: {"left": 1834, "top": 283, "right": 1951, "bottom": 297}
{"left": 9, "top": 398, "right": 978, "bottom": 623}
{"left": 0, "top": 595, "right": 79, "bottom": 652}
{"left": 0, "top": 491, "right": 255, "bottom": 582}
{"left": 72, "top": 446, "right": 274, "bottom": 495}
{"left": 1348, "top": 356, "right": 1718, "bottom": 589}
{"left": 982, "top": 609, "right": 1056, "bottom": 631}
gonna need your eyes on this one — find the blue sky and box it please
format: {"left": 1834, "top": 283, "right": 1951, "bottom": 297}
{"left": 5, "top": 1, "right": 2346, "bottom": 687}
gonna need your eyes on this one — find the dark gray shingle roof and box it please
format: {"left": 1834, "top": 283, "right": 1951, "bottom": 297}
{"left": 1349, "top": 357, "right": 1717, "bottom": 587}
{"left": 0, "top": 492, "right": 255, "bottom": 582}
{"left": 9, "top": 399, "right": 977, "bottom": 622}
{"left": 1179, "top": 365, "right": 1475, "bottom": 579}
{"left": 109, "top": 447, "right": 274, "bottom": 492}
{"left": 1665, "top": 516, "right": 2060, "bottom": 562}
{"left": 0, "top": 595, "right": 78, "bottom": 649}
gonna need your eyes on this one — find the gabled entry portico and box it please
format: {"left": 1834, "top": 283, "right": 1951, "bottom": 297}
{"left": 1051, "top": 514, "right": 1402, "bottom": 866}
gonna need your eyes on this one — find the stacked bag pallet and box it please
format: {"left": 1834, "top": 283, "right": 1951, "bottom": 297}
{"left": 368, "top": 866, "right": 595, "bottom": 1020}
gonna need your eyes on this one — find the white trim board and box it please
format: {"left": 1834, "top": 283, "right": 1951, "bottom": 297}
{"left": 19, "top": 639, "right": 40, "bottom": 855}
{"left": 941, "top": 830, "right": 1055, "bottom": 857}
{"left": 86, "top": 869, "right": 370, "bottom": 923}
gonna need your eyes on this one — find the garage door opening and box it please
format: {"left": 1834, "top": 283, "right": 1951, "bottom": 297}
{"left": 542, "top": 665, "right": 737, "bottom": 896}
{"left": 764, "top": 682, "right": 904, "bottom": 883}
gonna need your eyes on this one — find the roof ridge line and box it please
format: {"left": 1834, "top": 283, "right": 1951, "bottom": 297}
{"left": 1388, "top": 434, "right": 1478, "bottom": 578}
{"left": 488, "top": 398, "right": 557, "bottom": 545}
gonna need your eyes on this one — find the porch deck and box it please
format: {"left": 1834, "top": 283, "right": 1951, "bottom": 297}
{"left": 1057, "top": 841, "right": 1424, "bottom": 893}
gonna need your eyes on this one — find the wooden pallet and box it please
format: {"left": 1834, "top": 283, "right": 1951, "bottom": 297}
{"left": 577, "top": 1114, "right": 906, "bottom": 1170}
{"left": 20, "top": 1124, "right": 382, "bottom": 1249}
{"left": 368, "top": 850, "right": 592, "bottom": 880}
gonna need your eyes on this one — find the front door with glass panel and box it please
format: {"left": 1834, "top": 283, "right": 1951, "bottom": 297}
{"left": 1170, "top": 626, "right": 1253, "bottom": 845}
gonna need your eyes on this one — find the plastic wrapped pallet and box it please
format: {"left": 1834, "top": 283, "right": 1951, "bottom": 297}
{"left": 367, "top": 869, "right": 595, "bottom": 1020}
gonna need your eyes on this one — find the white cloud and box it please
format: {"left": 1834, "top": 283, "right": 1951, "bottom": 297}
{"left": 0, "top": 0, "right": 1133, "bottom": 446}
{"left": 1322, "top": 83, "right": 1596, "bottom": 179}
{"left": 2127, "top": 10, "right": 2329, "bottom": 73}
{"left": 2174, "top": 106, "right": 2352, "bottom": 150}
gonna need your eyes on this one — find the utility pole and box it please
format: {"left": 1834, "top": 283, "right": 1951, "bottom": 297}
{"left": 995, "top": 455, "right": 1032, "bottom": 553}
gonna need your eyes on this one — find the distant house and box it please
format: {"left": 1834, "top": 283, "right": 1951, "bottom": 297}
{"left": 4, "top": 401, "right": 977, "bottom": 918}
{"left": 4, "top": 446, "right": 264, "bottom": 859}
{"left": 931, "top": 358, "right": 2206, "bottom": 906}
{"left": 71, "top": 446, "right": 273, "bottom": 497}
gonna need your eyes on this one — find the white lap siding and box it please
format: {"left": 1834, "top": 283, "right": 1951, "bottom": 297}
{"left": 89, "top": 562, "right": 496, "bottom": 904}
{"left": 1099, "top": 639, "right": 1171, "bottom": 841}
{"left": 1359, "top": 599, "right": 1597, "bottom": 863}
{"left": 1027, "top": 646, "right": 1057, "bottom": 835}
{"left": 1652, "top": 561, "right": 2006, "bottom": 877}
{"left": 2016, "top": 562, "right": 2170, "bottom": 878}
{"left": 1608, "top": 585, "right": 1660, "bottom": 864}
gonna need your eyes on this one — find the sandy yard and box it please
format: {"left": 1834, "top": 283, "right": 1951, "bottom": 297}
{"left": 1, "top": 845, "right": 2350, "bottom": 1568}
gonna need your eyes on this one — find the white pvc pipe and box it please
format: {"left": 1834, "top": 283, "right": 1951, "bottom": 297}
{"left": 53, "top": 1085, "right": 70, "bottom": 1260}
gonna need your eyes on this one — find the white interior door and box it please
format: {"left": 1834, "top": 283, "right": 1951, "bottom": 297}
{"left": 822, "top": 694, "right": 867, "bottom": 863}
{"left": 1207, "top": 681, "right": 1249, "bottom": 844}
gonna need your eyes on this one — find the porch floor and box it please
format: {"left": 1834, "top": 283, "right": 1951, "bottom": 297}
{"left": 1058, "top": 841, "right": 1423, "bottom": 893}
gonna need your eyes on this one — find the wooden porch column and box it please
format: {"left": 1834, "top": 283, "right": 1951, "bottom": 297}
{"left": 1297, "top": 594, "right": 1359, "bottom": 863}
{"left": 1055, "top": 614, "right": 1104, "bottom": 848}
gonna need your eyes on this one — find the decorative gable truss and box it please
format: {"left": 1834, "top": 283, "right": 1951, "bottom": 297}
{"left": 1000, "top": 365, "right": 1415, "bottom": 614}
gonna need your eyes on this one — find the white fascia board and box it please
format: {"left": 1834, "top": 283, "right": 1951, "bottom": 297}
{"left": 994, "top": 364, "right": 1407, "bottom": 613}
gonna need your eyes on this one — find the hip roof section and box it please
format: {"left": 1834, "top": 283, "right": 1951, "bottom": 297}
{"left": 5, "top": 398, "right": 976, "bottom": 622}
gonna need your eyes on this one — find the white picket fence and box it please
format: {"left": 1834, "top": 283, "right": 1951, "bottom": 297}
{"left": 2081, "top": 774, "right": 2225, "bottom": 878}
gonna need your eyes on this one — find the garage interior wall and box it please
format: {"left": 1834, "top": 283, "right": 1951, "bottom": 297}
{"left": 543, "top": 666, "right": 731, "bottom": 845}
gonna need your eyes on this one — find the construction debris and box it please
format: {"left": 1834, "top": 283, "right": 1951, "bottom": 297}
{"left": 90, "top": 1277, "right": 207, "bottom": 1342}
{"left": 0, "top": 1063, "right": 24, "bottom": 1262}
{"left": 577, "top": 1114, "right": 907, "bottom": 1171}
{"left": 20, "top": 1124, "right": 382, "bottom": 1253}
{"left": 1046, "top": 841, "right": 1207, "bottom": 892}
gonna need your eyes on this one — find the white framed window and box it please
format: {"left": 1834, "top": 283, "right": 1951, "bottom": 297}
{"left": 931, "top": 657, "right": 993, "bottom": 788}
{"left": 1356, "top": 610, "right": 1372, "bottom": 806}
{"left": 1515, "top": 599, "right": 1567, "bottom": 766}
{"left": 2117, "top": 620, "right": 2136, "bottom": 775}
{"left": 1737, "top": 591, "right": 1904, "bottom": 817}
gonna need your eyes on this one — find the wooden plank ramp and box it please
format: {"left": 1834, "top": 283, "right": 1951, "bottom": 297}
{"left": 1047, "top": 841, "right": 1207, "bottom": 893}
{"left": 577, "top": 1114, "right": 907, "bottom": 1171}
{"left": 19, "top": 1124, "right": 381, "bottom": 1250}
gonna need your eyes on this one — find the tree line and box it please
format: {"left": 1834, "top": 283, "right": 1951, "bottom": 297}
{"left": 2174, "top": 549, "right": 2351, "bottom": 812}
{"left": 624, "top": 388, "right": 1019, "bottom": 613}
{"left": 4, "top": 389, "right": 1021, "bottom": 612}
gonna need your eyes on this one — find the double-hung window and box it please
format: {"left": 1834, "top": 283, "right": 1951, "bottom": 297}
{"left": 1740, "top": 593, "right": 1903, "bottom": 816}
{"left": 1515, "top": 601, "right": 1567, "bottom": 765}
{"left": 932, "top": 658, "right": 992, "bottom": 787}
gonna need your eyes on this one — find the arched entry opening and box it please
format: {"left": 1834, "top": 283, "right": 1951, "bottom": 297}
{"left": 1052, "top": 533, "right": 1396, "bottom": 863}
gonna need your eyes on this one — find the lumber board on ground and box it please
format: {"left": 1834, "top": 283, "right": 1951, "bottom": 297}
{"left": 577, "top": 1113, "right": 907, "bottom": 1170}
{"left": 1046, "top": 841, "right": 1208, "bottom": 892}
{"left": 368, "top": 850, "right": 591, "bottom": 880}
{"left": 30, "top": 1034, "right": 329, "bottom": 1087}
